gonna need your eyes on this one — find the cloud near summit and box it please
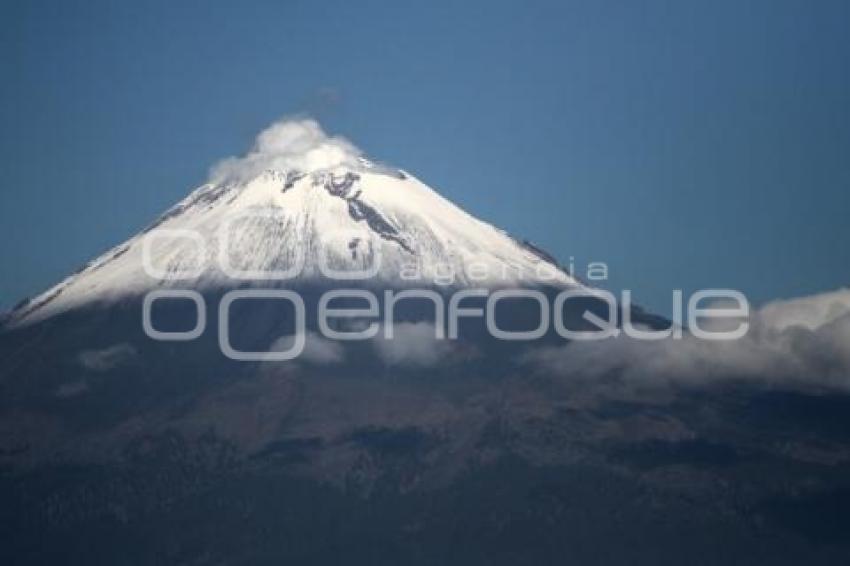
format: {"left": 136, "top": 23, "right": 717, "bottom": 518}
{"left": 209, "top": 118, "right": 363, "bottom": 183}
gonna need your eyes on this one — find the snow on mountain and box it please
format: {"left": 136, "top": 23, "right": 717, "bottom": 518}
{"left": 7, "top": 119, "right": 580, "bottom": 327}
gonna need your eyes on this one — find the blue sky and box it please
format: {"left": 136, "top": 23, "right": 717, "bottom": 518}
{"left": 1, "top": 0, "right": 848, "bottom": 315}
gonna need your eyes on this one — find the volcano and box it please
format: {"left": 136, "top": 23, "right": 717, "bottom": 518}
{"left": 1, "top": 120, "right": 849, "bottom": 565}
{"left": 5, "top": 121, "right": 578, "bottom": 329}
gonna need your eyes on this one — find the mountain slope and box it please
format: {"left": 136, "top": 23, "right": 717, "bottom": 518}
{"left": 7, "top": 122, "right": 579, "bottom": 327}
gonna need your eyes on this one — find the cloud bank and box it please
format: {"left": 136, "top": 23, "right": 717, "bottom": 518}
{"left": 267, "top": 323, "right": 464, "bottom": 368}
{"left": 526, "top": 288, "right": 850, "bottom": 391}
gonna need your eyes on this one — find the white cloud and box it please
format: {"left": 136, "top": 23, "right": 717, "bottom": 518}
{"left": 758, "top": 288, "right": 850, "bottom": 331}
{"left": 209, "top": 118, "right": 363, "bottom": 183}
{"left": 525, "top": 288, "right": 850, "bottom": 391}
{"left": 270, "top": 332, "right": 345, "bottom": 365}
{"left": 372, "top": 322, "right": 456, "bottom": 368}
{"left": 78, "top": 343, "right": 137, "bottom": 372}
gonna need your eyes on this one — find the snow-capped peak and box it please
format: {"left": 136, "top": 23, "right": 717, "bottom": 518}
{"left": 7, "top": 119, "right": 581, "bottom": 326}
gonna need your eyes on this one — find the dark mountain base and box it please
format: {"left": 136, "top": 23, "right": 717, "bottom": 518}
{"left": 2, "top": 301, "right": 849, "bottom": 564}
{"left": 2, "top": 384, "right": 850, "bottom": 565}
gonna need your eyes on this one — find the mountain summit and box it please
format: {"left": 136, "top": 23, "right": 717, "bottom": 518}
{"left": 8, "top": 119, "right": 578, "bottom": 327}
